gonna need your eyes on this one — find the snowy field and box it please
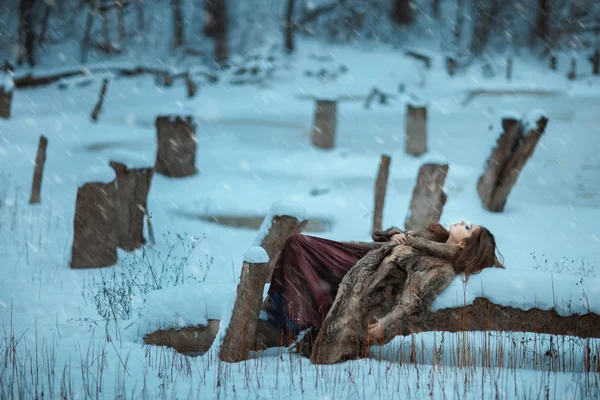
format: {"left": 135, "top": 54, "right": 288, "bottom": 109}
{"left": 1, "top": 39, "right": 600, "bottom": 398}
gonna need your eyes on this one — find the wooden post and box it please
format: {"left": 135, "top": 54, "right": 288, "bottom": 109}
{"left": 506, "top": 56, "right": 513, "bottom": 81}
{"left": 312, "top": 100, "right": 337, "bottom": 149}
{"left": 477, "top": 112, "right": 549, "bottom": 212}
{"left": 446, "top": 57, "right": 457, "bottom": 76}
{"left": 219, "top": 247, "right": 270, "bottom": 362}
{"left": 372, "top": 154, "right": 391, "bottom": 233}
{"left": 549, "top": 54, "right": 557, "bottom": 71}
{"left": 109, "top": 156, "right": 154, "bottom": 251}
{"left": 255, "top": 201, "right": 308, "bottom": 283}
{"left": 71, "top": 170, "right": 119, "bottom": 269}
{"left": 405, "top": 103, "right": 427, "bottom": 156}
{"left": 568, "top": 58, "right": 576, "bottom": 80}
{"left": 29, "top": 135, "right": 48, "bottom": 204}
{"left": 185, "top": 73, "right": 197, "bottom": 98}
{"left": 591, "top": 49, "right": 599, "bottom": 75}
{"left": 155, "top": 115, "right": 197, "bottom": 177}
{"left": 90, "top": 78, "right": 109, "bottom": 122}
{"left": 0, "top": 74, "right": 14, "bottom": 119}
{"left": 404, "top": 163, "right": 449, "bottom": 231}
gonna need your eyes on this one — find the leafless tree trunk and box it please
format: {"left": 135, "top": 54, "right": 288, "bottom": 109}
{"left": 391, "top": 0, "right": 413, "bottom": 25}
{"left": 155, "top": 116, "right": 197, "bottom": 177}
{"left": 39, "top": 2, "right": 52, "bottom": 45}
{"left": 312, "top": 100, "right": 337, "bottom": 149}
{"left": 29, "top": 135, "right": 48, "bottom": 204}
{"left": 453, "top": 0, "right": 464, "bottom": 53}
{"left": 18, "top": 0, "right": 37, "bottom": 66}
{"left": 405, "top": 163, "right": 449, "bottom": 230}
{"left": 477, "top": 115, "right": 549, "bottom": 212}
{"left": 405, "top": 104, "right": 427, "bottom": 156}
{"left": 470, "top": 0, "right": 499, "bottom": 56}
{"left": 432, "top": 0, "right": 440, "bottom": 19}
{"left": 134, "top": 0, "right": 145, "bottom": 31}
{"left": 82, "top": 3, "right": 95, "bottom": 63}
{"left": 373, "top": 155, "right": 391, "bottom": 233}
{"left": 591, "top": 49, "right": 600, "bottom": 75}
{"left": 204, "top": 0, "right": 228, "bottom": 62}
{"left": 220, "top": 250, "right": 270, "bottom": 362}
{"left": 109, "top": 160, "right": 154, "bottom": 251}
{"left": 71, "top": 178, "right": 119, "bottom": 269}
{"left": 117, "top": 2, "right": 126, "bottom": 42}
{"left": 284, "top": 0, "right": 297, "bottom": 53}
{"left": 90, "top": 79, "right": 110, "bottom": 122}
{"left": 172, "top": 0, "right": 185, "bottom": 48}
{"left": 533, "top": 0, "right": 549, "bottom": 47}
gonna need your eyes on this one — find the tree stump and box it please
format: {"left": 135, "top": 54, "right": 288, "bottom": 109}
{"left": 404, "top": 163, "right": 449, "bottom": 231}
{"left": 29, "top": 135, "right": 48, "bottom": 204}
{"left": 71, "top": 169, "right": 119, "bottom": 269}
{"left": 0, "top": 74, "right": 14, "bottom": 119}
{"left": 405, "top": 104, "right": 427, "bottom": 156}
{"left": 155, "top": 115, "right": 197, "bottom": 177}
{"left": 373, "top": 154, "right": 391, "bottom": 233}
{"left": 312, "top": 100, "right": 337, "bottom": 149}
{"left": 255, "top": 201, "right": 308, "bottom": 283}
{"left": 219, "top": 247, "right": 270, "bottom": 362}
{"left": 477, "top": 111, "right": 549, "bottom": 212}
{"left": 109, "top": 154, "right": 154, "bottom": 251}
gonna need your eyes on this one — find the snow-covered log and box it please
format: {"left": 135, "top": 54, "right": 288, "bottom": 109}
{"left": 405, "top": 103, "right": 427, "bottom": 156}
{"left": 29, "top": 135, "right": 48, "bottom": 204}
{"left": 405, "top": 163, "right": 448, "bottom": 231}
{"left": 109, "top": 152, "right": 154, "bottom": 251}
{"left": 477, "top": 111, "right": 549, "bottom": 212}
{"left": 219, "top": 247, "right": 270, "bottom": 362}
{"left": 373, "top": 154, "right": 391, "bottom": 232}
{"left": 155, "top": 115, "right": 197, "bottom": 177}
{"left": 312, "top": 99, "right": 337, "bottom": 149}
{"left": 0, "top": 73, "right": 14, "bottom": 119}
{"left": 254, "top": 201, "right": 308, "bottom": 282}
{"left": 71, "top": 167, "right": 119, "bottom": 269}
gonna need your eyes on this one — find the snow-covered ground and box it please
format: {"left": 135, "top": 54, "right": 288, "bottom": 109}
{"left": 1, "top": 38, "right": 600, "bottom": 398}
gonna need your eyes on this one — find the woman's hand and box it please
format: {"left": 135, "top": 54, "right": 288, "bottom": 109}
{"left": 367, "top": 319, "right": 385, "bottom": 342}
{"left": 390, "top": 233, "right": 412, "bottom": 245}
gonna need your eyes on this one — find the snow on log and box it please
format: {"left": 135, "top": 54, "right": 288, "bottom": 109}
{"left": 477, "top": 111, "right": 549, "bottom": 212}
{"left": 155, "top": 115, "right": 197, "bottom": 177}
{"left": 253, "top": 200, "right": 308, "bottom": 282}
{"left": 219, "top": 249, "right": 271, "bottom": 362}
{"left": 405, "top": 103, "right": 427, "bottom": 156}
{"left": 90, "top": 78, "right": 110, "bottom": 122}
{"left": 312, "top": 99, "right": 337, "bottom": 149}
{"left": 404, "top": 163, "right": 448, "bottom": 231}
{"left": 109, "top": 152, "right": 154, "bottom": 251}
{"left": 0, "top": 73, "right": 14, "bottom": 119}
{"left": 372, "top": 154, "right": 391, "bottom": 233}
{"left": 71, "top": 167, "right": 119, "bottom": 269}
{"left": 29, "top": 135, "right": 48, "bottom": 204}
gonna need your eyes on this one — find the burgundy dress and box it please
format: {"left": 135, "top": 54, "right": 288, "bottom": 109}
{"left": 265, "top": 234, "right": 371, "bottom": 335}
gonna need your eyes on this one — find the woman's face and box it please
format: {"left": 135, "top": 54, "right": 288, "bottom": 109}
{"left": 449, "top": 221, "right": 480, "bottom": 243}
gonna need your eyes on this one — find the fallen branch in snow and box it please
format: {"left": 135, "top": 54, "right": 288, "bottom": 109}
{"left": 144, "top": 320, "right": 220, "bottom": 354}
{"left": 29, "top": 135, "right": 48, "bottom": 204}
{"left": 90, "top": 78, "right": 109, "bottom": 122}
{"left": 405, "top": 50, "right": 432, "bottom": 69}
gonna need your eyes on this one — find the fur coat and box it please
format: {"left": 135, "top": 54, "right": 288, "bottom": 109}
{"left": 310, "top": 226, "right": 460, "bottom": 364}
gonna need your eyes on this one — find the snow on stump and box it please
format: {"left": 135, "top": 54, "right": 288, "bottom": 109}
{"left": 29, "top": 135, "right": 48, "bottom": 204}
{"left": 220, "top": 247, "right": 270, "bottom": 362}
{"left": 144, "top": 320, "right": 220, "bottom": 354}
{"left": 109, "top": 151, "right": 154, "bottom": 251}
{"left": 477, "top": 110, "right": 549, "bottom": 212}
{"left": 0, "top": 73, "right": 14, "bottom": 119}
{"left": 155, "top": 115, "right": 197, "bottom": 177}
{"left": 372, "top": 154, "right": 391, "bottom": 233}
{"left": 312, "top": 99, "right": 337, "bottom": 149}
{"left": 405, "top": 103, "right": 427, "bottom": 156}
{"left": 255, "top": 200, "right": 309, "bottom": 282}
{"left": 71, "top": 167, "right": 119, "bottom": 269}
{"left": 404, "top": 163, "right": 448, "bottom": 231}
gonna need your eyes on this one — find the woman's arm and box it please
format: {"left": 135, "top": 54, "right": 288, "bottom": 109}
{"left": 405, "top": 235, "right": 460, "bottom": 261}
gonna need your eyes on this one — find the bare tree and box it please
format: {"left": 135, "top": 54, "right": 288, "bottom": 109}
{"left": 391, "top": 0, "right": 413, "bottom": 25}
{"left": 205, "top": 0, "right": 228, "bottom": 62}
{"left": 533, "top": 0, "right": 549, "bottom": 47}
{"left": 284, "top": 0, "right": 297, "bottom": 53}
{"left": 470, "top": 0, "right": 500, "bottom": 56}
{"left": 18, "top": 0, "right": 37, "bottom": 66}
{"left": 172, "top": 0, "right": 185, "bottom": 48}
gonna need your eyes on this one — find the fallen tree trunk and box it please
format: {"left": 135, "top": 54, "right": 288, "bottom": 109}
{"left": 146, "top": 297, "right": 600, "bottom": 357}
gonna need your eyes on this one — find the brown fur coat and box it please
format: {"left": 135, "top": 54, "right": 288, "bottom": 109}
{"left": 310, "top": 226, "right": 459, "bottom": 364}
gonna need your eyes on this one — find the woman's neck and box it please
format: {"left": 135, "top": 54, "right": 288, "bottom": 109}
{"left": 446, "top": 237, "right": 459, "bottom": 245}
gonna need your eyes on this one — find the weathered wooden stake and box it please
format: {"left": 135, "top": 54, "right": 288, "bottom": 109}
{"left": 220, "top": 247, "right": 270, "bottom": 362}
{"left": 477, "top": 112, "right": 549, "bottom": 212}
{"left": 0, "top": 75, "right": 14, "bottom": 119}
{"left": 404, "top": 163, "right": 449, "bottom": 231}
{"left": 71, "top": 174, "right": 119, "bottom": 269}
{"left": 405, "top": 104, "right": 427, "bottom": 156}
{"left": 312, "top": 100, "right": 337, "bottom": 149}
{"left": 90, "top": 78, "right": 109, "bottom": 122}
{"left": 446, "top": 57, "right": 457, "bottom": 76}
{"left": 373, "top": 154, "right": 391, "bottom": 233}
{"left": 185, "top": 73, "right": 197, "bottom": 98}
{"left": 29, "top": 135, "right": 48, "bottom": 204}
{"left": 155, "top": 115, "right": 197, "bottom": 177}
{"left": 506, "top": 56, "right": 513, "bottom": 81}
{"left": 109, "top": 159, "right": 154, "bottom": 251}
{"left": 255, "top": 202, "right": 308, "bottom": 282}
{"left": 549, "top": 54, "right": 557, "bottom": 71}
{"left": 590, "top": 49, "right": 599, "bottom": 75}
{"left": 568, "top": 58, "right": 576, "bottom": 80}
